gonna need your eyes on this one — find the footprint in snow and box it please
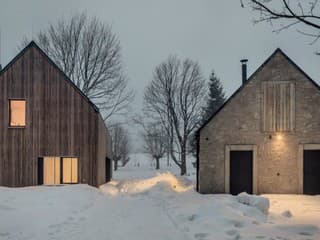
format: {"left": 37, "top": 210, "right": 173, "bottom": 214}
{"left": 230, "top": 219, "right": 244, "bottom": 228}
{"left": 281, "top": 210, "right": 292, "bottom": 218}
{"left": 298, "top": 231, "right": 313, "bottom": 236}
{"left": 277, "top": 224, "right": 318, "bottom": 237}
{"left": 194, "top": 233, "right": 209, "bottom": 240}
{"left": 225, "top": 229, "right": 238, "bottom": 236}
{"left": 275, "top": 236, "right": 290, "bottom": 240}
{"left": 225, "top": 229, "right": 241, "bottom": 239}
{"left": 188, "top": 214, "right": 197, "bottom": 221}
{"left": 0, "top": 204, "right": 15, "bottom": 211}
{"left": 0, "top": 232, "right": 10, "bottom": 237}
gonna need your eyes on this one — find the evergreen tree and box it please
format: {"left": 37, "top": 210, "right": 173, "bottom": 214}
{"left": 203, "top": 71, "right": 226, "bottom": 121}
{"left": 188, "top": 71, "right": 226, "bottom": 158}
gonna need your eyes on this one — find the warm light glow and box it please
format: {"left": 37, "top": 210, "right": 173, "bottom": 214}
{"left": 63, "top": 158, "right": 78, "bottom": 184}
{"left": 117, "top": 173, "right": 192, "bottom": 194}
{"left": 276, "top": 133, "right": 283, "bottom": 140}
{"left": 9, "top": 100, "right": 26, "bottom": 126}
{"left": 43, "top": 157, "right": 78, "bottom": 185}
{"left": 43, "top": 157, "right": 60, "bottom": 185}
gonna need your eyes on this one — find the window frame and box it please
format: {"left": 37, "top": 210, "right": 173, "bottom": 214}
{"left": 8, "top": 98, "right": 27, "bottom": 128}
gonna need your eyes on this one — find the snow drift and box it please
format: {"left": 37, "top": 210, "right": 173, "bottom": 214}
{"left": 236, "top": 192, "right": 270, "bottom": 214}
{"left": 100, "top": 172, "right": 193, "bottom": 196}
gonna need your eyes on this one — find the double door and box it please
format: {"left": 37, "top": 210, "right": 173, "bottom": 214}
{"left": 39, "top": 157, "right": 78, "bottom": 185}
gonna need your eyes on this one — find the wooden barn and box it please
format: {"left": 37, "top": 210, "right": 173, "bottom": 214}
{"left": 0, "top": 41, "right": 112, "bottom": 187}
{"left": 197, "top": 49, "right": 320, "bottom": 195}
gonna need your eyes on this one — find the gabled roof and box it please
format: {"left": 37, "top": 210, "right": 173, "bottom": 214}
{"left": 196, "top": 48, "right": 320, "bottom": 192}
{"left": 0, "top": 41, "right": 99, "bottom": 112}
{"left": 197, "top": 48, "right": 320, "bottom": 134}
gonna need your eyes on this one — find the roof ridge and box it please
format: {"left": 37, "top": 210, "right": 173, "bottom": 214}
{"left": 197, "top": 48, "right": 320, "bottom": 134}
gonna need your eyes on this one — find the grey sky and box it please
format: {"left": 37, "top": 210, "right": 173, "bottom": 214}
{"left": 1, "top": 0, "right": 319, "bottom": 148}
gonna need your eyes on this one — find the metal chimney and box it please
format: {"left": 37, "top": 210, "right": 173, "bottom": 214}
{"left": 240, "top": 59, "right": 248, "bottom": 85}
{"left": 0, "top": 29, "right": 2, "bottom": 71}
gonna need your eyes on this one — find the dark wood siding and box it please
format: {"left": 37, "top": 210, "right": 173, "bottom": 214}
{"left": 0, "top": 44, "right": 111, "bottom": 187}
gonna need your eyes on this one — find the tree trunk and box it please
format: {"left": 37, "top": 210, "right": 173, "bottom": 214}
{"left": 180, "top": 140, "right": 187, "bottom": 175}
{"left": 114, "top": 160, "right": 118, "bottom": 171}
{"left": 155, "top": 158, "right": 160, "bottom": 170}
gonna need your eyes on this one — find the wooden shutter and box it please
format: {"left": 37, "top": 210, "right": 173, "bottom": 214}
{"left": 262, "top": 81, "right": 295, "bottom": 132}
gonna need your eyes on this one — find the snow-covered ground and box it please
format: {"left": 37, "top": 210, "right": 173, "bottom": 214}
{"left": 0, "top": 153, "right": 319, "bottom": 240}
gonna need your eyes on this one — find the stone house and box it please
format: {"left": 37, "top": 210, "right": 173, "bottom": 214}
{"left": 197, "top": 49, "right": 320, "bottom": 195}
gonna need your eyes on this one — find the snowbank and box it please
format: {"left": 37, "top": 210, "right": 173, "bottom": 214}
{"left": 236, "top": 192, "right": 270, "bottom": 214}
{"left": 100, "top": 172, "right": 193, "bottom": 196}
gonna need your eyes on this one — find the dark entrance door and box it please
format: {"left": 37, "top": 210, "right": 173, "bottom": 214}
{"left": 230, "top": 150, "right": 253, "bottom": 195}
{"left": 303, "top": 150, "right": 320, "bottom": 195}
{"left": 105, "top": 157, "right": 112, "bottom": 182}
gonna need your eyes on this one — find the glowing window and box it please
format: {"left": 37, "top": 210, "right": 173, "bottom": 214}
{"left": 43, "top": 157, "right": 61, "bottom": 185}
{"left": 62, "top": 158, "right": 78, "bottom": 184}
{"left": 9, "top": 100, "right": 26, "bottom": 127}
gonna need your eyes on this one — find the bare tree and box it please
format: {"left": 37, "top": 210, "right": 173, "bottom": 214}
{"left": 21, "top": 13, "right": 134, "bottom": 120}
{"left": 134, "top": 116, "right": 167, "bottom": 169}
{"left": 144, "top": 56, "right": 206, "bottom": 175}
{"left": 111, "top": 124, "right": 130, "bottom": 171}
{"left": 143, "top": 124, "right": 167, "bottom": 169}
{"left": 241, "top": 1, "right": 320, "bottom": 45}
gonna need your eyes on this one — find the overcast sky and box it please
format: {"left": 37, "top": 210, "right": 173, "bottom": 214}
{"left": 1, "top": 0, "right": 319, "bottom": 149}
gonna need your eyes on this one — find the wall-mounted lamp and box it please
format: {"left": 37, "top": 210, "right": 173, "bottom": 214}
{"left": 268, "top": 133, "right": 284, "bottom": 140}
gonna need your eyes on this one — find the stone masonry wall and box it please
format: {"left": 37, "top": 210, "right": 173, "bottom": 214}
{"left": 198, "top": 51, "right": 320, "bottom": 194}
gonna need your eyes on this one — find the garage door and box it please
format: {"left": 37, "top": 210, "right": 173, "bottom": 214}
{"left": 230, "top": 150, "right": 253, "bottom": 195}
{"left": 304, "top": 150, "right": 320, "bottom": 195}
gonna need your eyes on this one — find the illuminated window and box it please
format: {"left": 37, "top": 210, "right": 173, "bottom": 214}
{"left": 43, "top": 157, "right": 61, "bottom": 185}
{"left": 262, "top": 82, "right": 295, "bottom": 132}
{"left": 9, "top": 100, "right": 26, "bottom": 127}
{"left": 62, "top": 158, "right": 78, "bottom": 184}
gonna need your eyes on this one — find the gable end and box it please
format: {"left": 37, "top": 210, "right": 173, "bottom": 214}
{"left": 0, "top": 41, "right": 100, "bottom": 113}
{"left": 197, "top": 48, "right": 320, "bottom": 135}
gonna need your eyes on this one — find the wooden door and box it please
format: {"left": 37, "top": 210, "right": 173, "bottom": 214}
{"left": 230, "top": 151, "right": 253, "bottom": 195}
{"left": 304, "top": 150, "right": 320, "bottom": 195}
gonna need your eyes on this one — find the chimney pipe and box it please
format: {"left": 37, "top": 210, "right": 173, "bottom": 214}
{"left": 240, "top": 59, "right": 248, "bottom": 84}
